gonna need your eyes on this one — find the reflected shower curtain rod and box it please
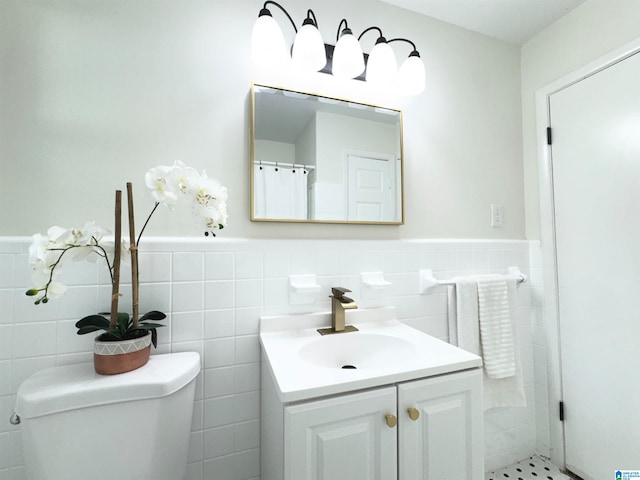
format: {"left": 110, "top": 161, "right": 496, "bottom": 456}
{"left": 255, "top": 160, "right": 316, "bottom": 170}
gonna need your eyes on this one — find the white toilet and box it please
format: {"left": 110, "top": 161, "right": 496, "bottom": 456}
{"left": 14, "top": 352, "right": 200, "bottom": 480}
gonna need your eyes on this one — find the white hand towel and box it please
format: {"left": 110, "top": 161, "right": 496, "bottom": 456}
{"left": 449, "top": 276, "right": 526, "bottom": 410}
{"left": 477, "top": 277, "right": 516, "bottom": 379}
{"left": 449, "top": 279, "right": 481, "bottom": 356}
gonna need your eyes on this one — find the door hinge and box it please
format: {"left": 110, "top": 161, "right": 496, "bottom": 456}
{"left": 559, "top": 401, "right": 565, "bottom": 421}
{"left": 547, "top": 127, "right": 553, "bottom": 145}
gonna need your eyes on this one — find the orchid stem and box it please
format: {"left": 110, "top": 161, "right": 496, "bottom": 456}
{"left": 136, "top": 202, "right": 160, "bottom": 246}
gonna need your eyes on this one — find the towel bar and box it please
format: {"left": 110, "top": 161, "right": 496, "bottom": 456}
{"left": 419, "top": 266, "right": 528, "bottom": 294}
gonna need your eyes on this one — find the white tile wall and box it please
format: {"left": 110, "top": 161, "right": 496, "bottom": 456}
{"left": 0, "top": 237, "right": 542, "bottom": 480}
{"left": 529, "top": 241, "right": 551, "bottom": 458}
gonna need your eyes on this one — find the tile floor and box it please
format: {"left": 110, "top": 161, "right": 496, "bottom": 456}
{"left": 486, "top": 455, "right": 574, "bottom": 480}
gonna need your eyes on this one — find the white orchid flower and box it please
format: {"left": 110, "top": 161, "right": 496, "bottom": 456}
{"left": 30, "top": 269, "right": 52, "bottom": 291}
{"left": 145, "top": 165, "right": 179, "bottom": 207}
{"left": 46, "top": 226, "right": 73, "bottom": 245}
{"left": 28, "top": 233, "right": 50, "bottom": 267}
{"left": 100, "top": 239, "right": 131, "bottom": 265}
{"left": 28, "top": 160, "right": 227, "bottom": 308}
{"left": 168, "top": 160, "right": 200, "bottom": 195}
{"left": 46, "top": 280, "right": 68, "bottom": 300}
{"left": 193, "top": 206, "right": 224, "bottom": 233}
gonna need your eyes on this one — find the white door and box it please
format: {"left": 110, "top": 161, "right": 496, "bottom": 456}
{"left": 398, "top": 369, "right": 483, "bottom": 480}
{"left": 549, "top": 50, "right": 640, "bottom": 480}
{"left": 284, "top": 387, "right": 397, "bottom": 480}
{"left": 347, "top": 154, "right": 394, "bottom": 221}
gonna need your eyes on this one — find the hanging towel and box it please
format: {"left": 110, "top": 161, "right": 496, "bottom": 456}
{"left": 448, "top": 279, "right": 481, "bottom": 356}
{"left": 448, "top": 276, "right": 526, "bottom": 410}
{"left": 477, "top": 277, "right": 516, "bottom": 379}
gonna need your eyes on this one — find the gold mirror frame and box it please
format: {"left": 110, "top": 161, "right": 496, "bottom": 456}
{"left": 251, "top": 83, "right": 404, "bottom": 225}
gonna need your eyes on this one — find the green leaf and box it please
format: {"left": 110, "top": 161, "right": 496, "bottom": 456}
{"left": 136, "top": 322, "right": 165, "bottom": 329}
{"left": 105, "top": 328, "right": 124, "bottom": 340}
{"left": 139, "top": 310, "right": 166, "bottom": 322}
{"left": 77, "top": 325, "right": 104, "bottom": 335}
{"left": 151, "top": 328, "right": 158, "bottom": 348}
{"left": 75, "top": 315, "right": 110, "bottom": 329}
{"left": 117, "top": 313, "right": 131, "bottom": 332}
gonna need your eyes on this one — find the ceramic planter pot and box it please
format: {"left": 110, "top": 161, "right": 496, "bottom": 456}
{"left": 93, "top": 332, "right": 152, "bottom": 375}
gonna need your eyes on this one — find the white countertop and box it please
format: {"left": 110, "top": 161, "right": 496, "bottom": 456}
{"left": 260, "top": 307, "right": 482, "bottom": 402}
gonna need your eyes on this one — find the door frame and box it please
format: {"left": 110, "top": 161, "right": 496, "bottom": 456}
{"left": 535, "top": 36, "right": 640, "bottom": 469}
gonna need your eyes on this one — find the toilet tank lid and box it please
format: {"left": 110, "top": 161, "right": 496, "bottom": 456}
{"left": 15, "top": 352, "right": 201, "bottom": 419}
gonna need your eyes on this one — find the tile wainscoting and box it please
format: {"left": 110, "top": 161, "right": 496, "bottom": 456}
{"left": 0, "top": 237, "right": 542, "bottom": 479}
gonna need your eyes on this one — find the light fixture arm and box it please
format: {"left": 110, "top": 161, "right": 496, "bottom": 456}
{"left": 357, "top": 26, "right": 386, "bottom": 44}
{"left": 336, "top": 18, "right": 352, "bottom": 41}
{"left": 260, "top": 1, "right": 298, "bottom": 34}
{"left": 388, "top": 37, "right": 420, "bottom": 56}
{"left": 303, "top": 9, "right": 319, "bottom": 28}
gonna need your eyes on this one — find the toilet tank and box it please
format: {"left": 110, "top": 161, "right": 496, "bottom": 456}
{"left": 15, "top": 352, "right": 200, "bottom": 480}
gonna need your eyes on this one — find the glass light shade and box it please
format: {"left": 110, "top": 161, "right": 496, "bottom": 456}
{"left": 332, "top": 33, "right": 365, "bottom": 79}
{"left": 251, "top": 14, "right": 289, "bottom": 68}
{"left": 366, "top": 41, "right": 397, "bottom": 88}
{"left": 291, "top": 23, "right": 326, "bottom": 72}
{"left": 396, "top": 54, "right": 425, "bottom": 96}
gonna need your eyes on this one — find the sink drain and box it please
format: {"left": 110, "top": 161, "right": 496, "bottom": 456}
{"left": 341, "top": 364, "right": 357, "bottom": 369}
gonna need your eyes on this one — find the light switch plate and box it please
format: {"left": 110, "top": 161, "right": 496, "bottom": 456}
{"left": 491, "top": 204, "right": 504, "bottom": 227}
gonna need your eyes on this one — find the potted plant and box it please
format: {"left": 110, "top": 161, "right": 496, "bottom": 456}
{"left": 25, "top": 161, "right": 228, "bottom": 375}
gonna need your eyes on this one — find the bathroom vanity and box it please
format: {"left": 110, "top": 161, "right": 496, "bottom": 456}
{"left": 260, "top": 308, "right": 484, "bottom": 480}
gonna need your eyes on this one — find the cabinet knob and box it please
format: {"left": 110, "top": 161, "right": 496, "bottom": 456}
{"left": 384, "top": 414, "right": 397, "bottom": 428}
{"left": 407, "top": 407, "right": 420, "bottom": 421}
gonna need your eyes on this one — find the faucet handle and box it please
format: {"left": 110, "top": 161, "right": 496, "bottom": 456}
{"left": 331, "top": 287, "right": 351, "bottom": 298}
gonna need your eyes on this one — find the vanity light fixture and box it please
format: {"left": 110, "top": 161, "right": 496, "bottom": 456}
{"left": 359, "top": 26, "right": 397, "bottom": 88}
{"left": 332, "top": 19, "right": 365, "bottom": 79}
{"left": 292, "top": 10, "right": 326, "bottom": 72}
{"left": 251, "top": 1, "right": 426, "bottom": 95}
{"left": 251, "top": 3, "right": 290, "bottom": 67}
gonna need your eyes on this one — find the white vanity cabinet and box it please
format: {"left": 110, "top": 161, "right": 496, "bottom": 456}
{"left": 398, "top": 369, "right": 483, "bottom": 480}
{"left": 259, "top": 308, "right": 485, "bottom": 480}
{"left": 285, "top": 387, "right": 398, "bottom": 480}
{"left": 262, "top": 366, "right": 483, "bottom": 480}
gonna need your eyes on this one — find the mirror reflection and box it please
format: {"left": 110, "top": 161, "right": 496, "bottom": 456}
{"left": 251, "top": 84, "right": 404, "bottom": 224}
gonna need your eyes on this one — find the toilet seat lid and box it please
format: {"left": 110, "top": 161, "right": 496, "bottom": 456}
{"left": 15, "top": 352, "right": 200, "bottom": 419}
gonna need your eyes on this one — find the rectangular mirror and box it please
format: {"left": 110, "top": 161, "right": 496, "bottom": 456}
{"left": 251, "top": 84, "right": 404, "bottom": 224}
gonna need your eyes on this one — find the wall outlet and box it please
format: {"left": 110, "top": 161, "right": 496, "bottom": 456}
{"left": 491, "top": 204, "right": 504, "bottom": 227}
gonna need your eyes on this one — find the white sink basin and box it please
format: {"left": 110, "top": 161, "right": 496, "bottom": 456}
{"left": 260, "top": 307, "right": 482, "bottom": 402}
{"left": 298, "top": 333, "right": 416, "bottom": 369}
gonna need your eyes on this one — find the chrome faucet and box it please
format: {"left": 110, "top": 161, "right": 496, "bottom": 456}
{"left": 318, "top": 287, "right": 359, "bottom": 335}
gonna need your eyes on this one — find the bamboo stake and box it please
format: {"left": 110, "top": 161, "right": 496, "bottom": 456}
{"left": 109, "top": 190, "right": 122, "bottom": 329}
{"left": 126, "top": 182, "right": 139, "bottom": 328}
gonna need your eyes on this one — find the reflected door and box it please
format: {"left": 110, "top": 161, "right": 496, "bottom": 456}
{"left": 347, "top": 154, "right": 395, "bottom": 222}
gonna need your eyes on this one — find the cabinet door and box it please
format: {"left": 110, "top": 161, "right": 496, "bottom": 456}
{"left": 285, "top": 387, "right": 397, "bottom": 480}
{"left": 398, "top": 369, "right": 483, "bottom": 480}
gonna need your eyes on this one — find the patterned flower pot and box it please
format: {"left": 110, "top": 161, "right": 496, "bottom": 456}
{"left": 93, "top": 332, "right": 152, "bottom": 375}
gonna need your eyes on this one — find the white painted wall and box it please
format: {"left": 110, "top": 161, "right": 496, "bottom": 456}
{"left": 0, "top": 0, "right": 524, "bottom": 239}
{"left": 294, "top": 115, "right": 316, "bottom": 172}
{"left": 521, "top": 0, "right": 640, "bottom": 239}
{"left": 0, "top": 1, "right": 534, "bottom": 477}
{"left": 315, "top": 111, "right": 398, "bottom": 184}
{"left": 253, "top": 140, "right": 295, "bottom": 167}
